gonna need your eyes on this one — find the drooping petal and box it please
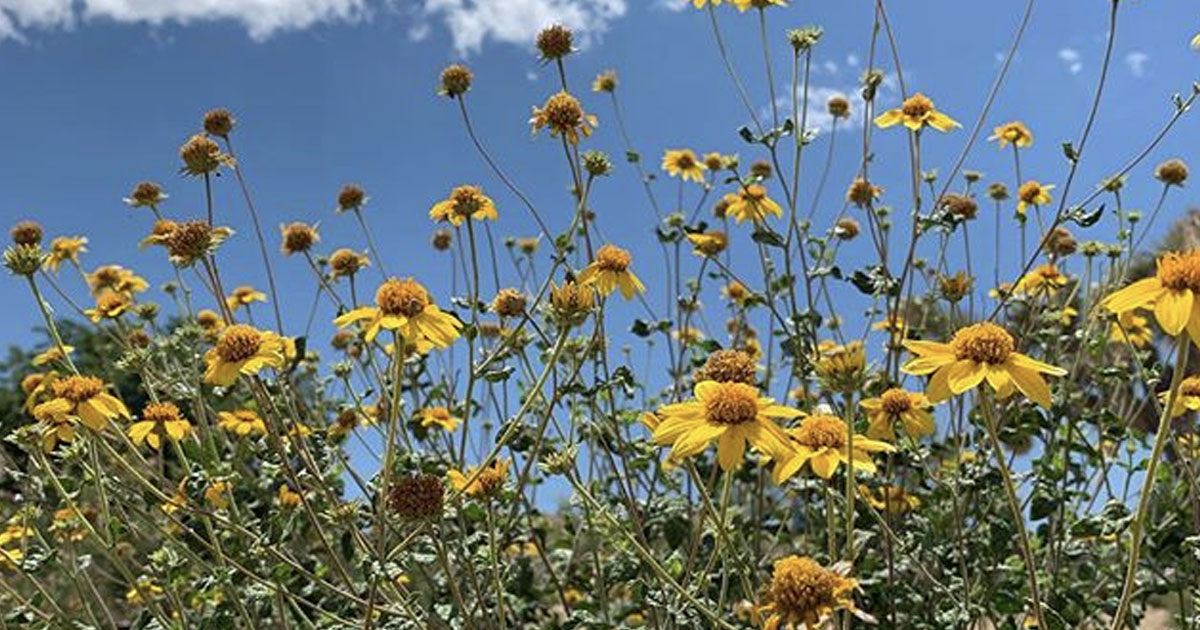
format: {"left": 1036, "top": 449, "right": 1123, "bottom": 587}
{"left": 946, "top": 360, "right": 988, "bottom": 395}
{"left": 1155, "top": 289, "right": 1193, "bottom": 336}
{"left": 670, "top": 422, "right": 727, "bottom": 459}
{"left": 1102, "top": 277, "right": 1164, "bottom": 313}
{"left": 873, "top": 110, "right": 903, "bottom": 128}
{"left": 1006, "top": 361, "right": 1053, "bottom": 408}
{"left": 925, "top": 366, "right": 953, "bottom": 403}
{"left": 810, "top": 450, "right": 840, "bottom": 479}
{"left": 716, "top": 425, "right": 747, "bottom": 471}
{"left": 1009, "top": 352, "right": 1068, "bottom": 377}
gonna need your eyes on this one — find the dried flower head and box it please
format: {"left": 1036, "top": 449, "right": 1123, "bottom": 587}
{"left": 592, "top": 70, "right": 618, "bottom": 93}
{"left": 203, "top": 108, "right": 236, "bottom": 137}
{"left": 439, "top": 64, "right": 473, "bottom": 97}
{"left": 939, "top": 193, "right": 978, "bottom": 221}
{"left": 694, "top": 349, "right": 757, "bottom": 385}
{"left": 10, "top": 221, "right": 43, "bottom": 246}
{"left": 431, "top": 228, "right": 453, "bottom": 251}
{"left": 847, "top": 178, "right": 882, "bottom": 207}
{"left": 987, "top": 182, "right": 1009, "bottom": 201}
{"left": 166, "top": 220, "right": 233, "bottom": 267}
{"left": 280, "top": 222, "right": 319, "bottom": 256}
{"left": 827, "top": 95, "right": 851, "bottom": 119}
{"left": 491, "top": 288, "right": 527, "bottom": 318}
{"left": 530, "top": 91, "right": 596, "bottom": 145}
{"left": 329, "top": 248, "right": 369, "bottom": 278}
{"left": 179, "top": 134, "right": 226, "bottom": 176}
{"left": 834, "top": 218, "right": 860, "bottom": 240}
{"left": 336, "top": 184, "right": 368, "bottom": 212}
{"left": 1046, "top": 226, "right": 1077, "bottom": 257}
{"left": 388, "top": 474, "right": 445, "bottom": 520}
{"left": 1156, "top": 158, "right": 1189, "bottom": 186}
{"left": 536, "top": 25, "right": 574, "bottom": 61}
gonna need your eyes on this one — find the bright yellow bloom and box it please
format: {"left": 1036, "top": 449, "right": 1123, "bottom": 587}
{"left": 652, "top": 381, "right": 798, "bottom": 472}
{"left": 278, "top": 485, "right": 303, "bottom": 508}
{"left": 86, "top": 264, "right": 148, "bottom": 296}
{"left": 988, "top": 121, "right": 1034, "bottom": 149}
{"left": 85, "top": 291, "right": 132, "bottom": 322}
{"left": 1163, "top": 375, "right": 1200, "bottom": 417}
{"left": 203, "top": 324, "right": 287, "bottom": 386}
{"left": 901, "top": 322, "right": 1067, "bottom": 408}
{"left": 813, "top": 341, "right": 866, "bottom": 390}
{"left": 662, "top": 149, "right": 706, "bottom": 183}
{"left": 205, "top": 480, "right": 230, "bottom": 509}
{"left": 874, "top": 93, "right": 959, "bottom": 132}
{"left": 1014, "top": 263, "right": 1068, "bottom": 298}
{"left": 1110, "top": 311, "right": 1153, "bottom": 349}
{"left": 692, "top": 0, "right": 722, "bottom": 7}
{"left": 530, "top": 91, "right": 597, "bottom": 145}
{"left": 35, "top": 374, "right": 130, "bottom": 432}
{"left": 577, "top": 244, "right": 646, "bottom": 300}
{"left": 429, "top": 185, "right": 498, "bottom": 226}
{"left": 1103, "top": 251, "right": 1200, "bottom": 345}
{"left": 126, "top": 579, "right": 164, "bottom": 605}
{"left": 686, "top": 230, "right": 728, "bottom": 257}
{"left": 225, "top": 286, "right": 267, "bottom": 312}
{"left": 44, "top": 236, "right": 87, "bottom": 272}
{"left": 733, "top": 0, "right": 786, "bottom": 10}
{"left": 758, "top": 556, "right": 864, "bottom": 630}
{"left": 218, "top": 410, "right": 268, "bottom": 437}
{"left": 419, "top": 406, "right": 461, "bottom": 432}
{"left": 448, "top": 458, "right": 510, "bottom": 498}
{"left": 335, "top": 277, "right": 462, "bottom": 346}
{"left": 0, "top": 546, "right": 23, "bottom": 569}
{"left": 726, "top": 185, "right": 783, "bottom": 223}
{"left": 1016, "top": 181, "right": 1053, "bottom": 216}
{"left": 773, "top": 414, "right": 894, "bottom": 482}
{"left": 128, "top": 402, "right": 192, "bottom": 450}
{"left": 860, "top": 388, "right": 935, "bottom": 441}
{"left": 859, "top": 484, "right": 920, "bottom": 515}
{"left": 32, "top": 345, "right": 73, "bottom": 367}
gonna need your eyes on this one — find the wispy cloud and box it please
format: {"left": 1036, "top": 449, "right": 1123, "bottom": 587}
{"left": 417, "top": 0, "right": 627, "bottom": 55}
{"left": 1124, "top": 51, "right": 1149, "bottom": 78}
{"left": 757, "top": 73, "right": 899, "bottom": 137}
{"left": 1057, "top": 47, "right": 1083, "bottom": 74}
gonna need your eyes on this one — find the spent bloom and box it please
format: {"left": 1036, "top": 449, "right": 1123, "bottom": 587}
{"left": 530, "top": 91, "right": 597, "bottom": 145}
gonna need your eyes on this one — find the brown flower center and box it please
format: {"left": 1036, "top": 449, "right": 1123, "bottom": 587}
{"left": 376, "top": 278, "right": 430, "bottom": 317}
{"left": 792, "top": 415, "right": 846, "bottom": 449}
{"left": 96, "top": 292, "right": 129, "bottom": 314}
{"left": 1180, "top": 377, "right": 1200, "bottom": 398}
{"left": 1018, "top": 182, "right": 1046, "bottom": 204}
{"left": 143, "top": 402, "right": 183, "bottom": 425}
{"left": 595, "top": 245, "right": 632, "bottom": 272}
{"left": 696, "top": 349, "right": 757, "bottom": 385}
{"left": 216, "top": 325, "right": 264, "bottom": 362}
{"left": 703, "top": 382, "right": 760, "bottom": 425}
{"left": 1157, "top": 252, "right": 1200, "bottom": 292}
{"left": 901, "top": 93, "right": 934, "bottom": 118}
{"left": 52, "top": 375, "right": 104, "bottom": 403}
{"left": 950, "top": 322, "right": 1015, "bottom": 364}
{"left": 544, "top": 92, "right": 584, "bottom": 129}
{"left": 450, "top": 186, "right": 486, "bottom": 216}
{"left": 768, "top": 556, "right": 848, "bottom": 618}
{"left": 674, "top": 153, "right": 696, "bottom": 169}
{"left": 880, "top": 389, "right": 914, "bottom": 415}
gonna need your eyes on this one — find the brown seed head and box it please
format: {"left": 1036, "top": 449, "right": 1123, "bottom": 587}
{"left": 491, "top": 288, "right": 527, "bottom": 318}
{"left": 695, "top": 349, "right": 757, "bottom": 385}
{"left": 215, "top": 325, "right": 264, "bottom": 363}
{"left": 281, "top": 222, "right": 319, "bottom": 255}
{"left": 203, "top": 108, "right": 235, "bottom": 137}
{"left": 10, "top": 221, "right": 43, "bottom": 246}
{"left": 439, "top": 64, "right": 473, "bottom": 97}
{"left": 376, "top": 278, "right": 430, "bottom": 317}
{"left": 536, "top": 24, "right": 574, "bottom": 60}
{"left": 388, "top": 474, "right": 445, "bottom": 520}
{"left": 1156, "top": 158, "right": 1189, "bottom": 186}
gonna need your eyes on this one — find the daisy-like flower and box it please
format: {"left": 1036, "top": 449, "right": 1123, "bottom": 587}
{"left": 1110, "top": 311, "right": 1153, "bottom": 349}
{"left": 661, "top": 149, "right": 706, "bottom": 183}
{"left": 1016, "top": 181, "right": 1053, "bottom": 216}
{"left": 859, "top": 484, "right": 921, "bottom": 516}
{"left": 87, "top": 265, "right": 148, "bottom": 296}
{"left": 860, "top": 388, "right": 935, "bottom": 441}
{"left": 205, "top": 480, "right": 231, "bottom": 510}
{"left": 871, "top": 313, "right": 908, "bottom": 336}
{"left": 874, "top": 93, "right": 960, "bottom": 132}
{"left": 813, "top": 341, "right": 866, "bottom": 391}
{"left": 734, "top": 0, "right": 787, "bottom": 10}
{"left": 722, "top": 280, "right": 752, "bottom": 307}
{"left": 44, "top": 236, "right": 87, "bottom": 272}
{"left": 278, "top": 485, "right": 303, "bottom": 508}
{"left": 530, "top": 91, "right": 597, "bottom": 145}
{"left": 36, "top": 374, "right": 130, "bottom": 433}
{"left": 988, "top": 121, "right": 1034, "bottom": 149}
{"left": 591, "top": 69, "right": 617, "bottom": 93}
{"left": 772, "top": 414, "right": 894, "bottom": 482}
{"left": 128, "top": 402, "right": 192, "bottom": 450}
{"left": 419, "top": 406, "right": 461, "bottom": 432}
{"left": 203, "top": 324, "right": 287, "bottom": 386}
{"left": 651, "top": 381, "right": 797, "bottom": 472}
{"left": 1162, "top": 375, "right": 1200, "bottom": 418}
{"left": 1103, "top": 251, "right": 1200, "bottom": 344}
{"left": 692, "top": 0, "right": 723, "bottom": 7}
{"left": 328, "top": 248, "right": 370, "bottom": 279}
{"left": 429, "top": 185, "right": 498, "bottom": 226}
{"left": 32, "top": 397, "right": 78, "bottom": 452}
{"left": 757, "top": 556, "right": 867, "bottom": 630}
{"left": 577, "top": 244, "right": 646, "bottom": 300}
{"left": 225, "top": 286, "right": 267, "bottom": 312}
{"left": 85, "top": 291, "right": 131, "bottom": 323}
{"left": 686, "top": 231, "right": 728, "bottom": 257}
{"left": 1014, "top": 263, "right": 1068, "bottom": 298}
{"left": 334, "top": 277, "right": 462, "bottom": 346}
{"left": 218, "top": 410, "right": 268, "bottom": 437}
{"left": 31, "top": 345, "right": 73, "bottom": 367}
{"left": 901, "top": 322, "right": 1067, "bottom": 408}
{"left": 726, "top": 185, "right": 784, "bottom": 223}
{"left": 448, "top": 458, "right": 510, "bottom": 498}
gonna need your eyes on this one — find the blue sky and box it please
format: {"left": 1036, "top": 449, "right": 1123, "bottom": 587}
{"left": 2, "top": 0, "right": 1198, "bottom": 373}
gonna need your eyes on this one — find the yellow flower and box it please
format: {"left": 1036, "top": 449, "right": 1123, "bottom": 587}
{"left": 1162, "top": 375, "right": 1200, "bottom": 418}
{"left": 334, "top": 277, "right": 462, "bottom": 346}
{"left": 218, "top": 410, "right": 268, "bottom": 437}
{"left": 652, "top": 381, "right": 798, "bottom": 472}
{"left": 1192, "top": 32, "right": 1200, "bottom": 49}
{"left": 1016, "top": 181, "right": 1053, "bottom": 216}
{"left": 988, "top": 121, "right": 1034, "bottom": 149}
{"left": 871, "top": 314, "right": 907, "bottom": 336}
{"left": 1014, "top": 263, "right": 1068, "bottom": 298}
{"left": 874, "top": 93, "right": 960, "bottom": 132}
{"left": 577, "top": 244, "right": 646, "bottom": 300}
{"left": 128, "top": 402, "right": 192, "bottom": 450}
{"left": 429, "top": 185, "right": 498, "bottom": 226}
{"left": 901, "top": 322, "right": 1067, "bottom": 408}
{"left": 203, "top": 324, "right": 287, "bottom": 386}
{"left": 44, "top": 236, "right": 87, "bottom": 272}
{"left": 591, "top": 69, "right": 617, "bottom": 92}
{"left": 692, "top": 0, "right": 723, "bottom": 7}
{"left": 662, "top": 149, "right": 706, "bottom": 183}
{"left": 1103, "top": 251, "right": 1200, "bottom": 344}
{"left": 686, "top": 230, "right": 728, "bottom": 257}
{"left": 726, "top": 185, "right": 783, "bottom": 223}
{"left": 860, "top": 388, "right": 935, "bottom": 441}
{"left": 859, "top": 484, "right": 920, "bottom": 516}
{"left": 773, "top": 414, "right": 894, "bottom": 482}
{"left": 86, "top": 264, "right": 148, "bottom": 296}
{"left": 0, "top": 546, "right": 23, "bottom": 570}
{"left": 126, "top": 578, "right": 164, "bottom": 605}
{"left": 419, "top": 406, "right": 462, "bottom": 432}
{"left": 530, "top": 91, "right": 597, "bottom": 145}
{"left": 35, "top": 374, "right": 129, "bottom": 432}
{"left": 1110, "top": 311, "right": 1152, "bottom": 349}
{"left": 733, "top": 0, "right": 787, "bottom": 10}
{"left": 758, "top": 556, "right": 863, "bottom": 630}
{"left": 278, "top": 485, "right": 303, "bottom": 508}
{"left": 85, "top": 291, "right": 132, "bottom": 323}
{"left": 448, "top": 458, "right": 510, "bottom": 498}
{"left": 225, "top": 286, "right": 267, "bottom": 312}
{"left": 32, "top": 345, "right": 73, "bottom": 367}
{"left": 722, "top": 280, "right": 752, "bottom": 307}
{"left": 205, "top": 480, "right": 230, "bottom": 510}
{"left": 813, "top": 341, "right": 866, "bottom": 391}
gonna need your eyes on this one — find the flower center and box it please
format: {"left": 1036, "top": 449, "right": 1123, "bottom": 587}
{"left": 696, "top": 349, "right": 757, "bottom": 384}
{"left": 216, "top": 325, "right": 264, "bottom": 362}
{"left": 742, "top": 185, "right": 768, "bottom": 202}
{"left": 768, "top": 556, "right": 846, "bottom": 618}
{"left": 880, "top": 389, "right": 913, "bottom": 415}
{"left": 143, "top": 402, "right": 183, "bottom": 425}
{"left": 950, "top": 322, "right": 1014, "bottom": 364}
{"left": 1180, "top": 377, "right": 1200, "bottom": 398}
{"left": 450, "top": 186, "right": 485, "bottom": 216}
{"left": 376, "top": 278, "right": 430, "bottom": 317}
{"left": 901, "top": 93, "right": 933, "bottom": 118}
{"left": 595, "top": 245, "right": 632, "bottom": 272}
{"left": 1157, "top": 251, "right": 1200, "bottom": 292}
{"left": 675, "top": 153, "right": 696, "bottom": 169}
{"left": 545, "top": 92, "right": 583, "bottom": 129}
{"left": 703, "top": 382, "right": 760, "bottom": 425}
{"left": 1018, "top": 182, "right": 1045, "bottom": 204}
{"left": 52, "top": 375, "right": 104, "bottom": 403}
{"left": 96, "top": 292, "right": 128, "bottom": 313}
{"left": 793, "top": 415, "right": 846, "bottom": 449}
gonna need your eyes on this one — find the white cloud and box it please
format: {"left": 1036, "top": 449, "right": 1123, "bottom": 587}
{"left": 1058, "top": 47, "right": 1082, "bottom": 74}
{"left": 418, "top": 0, "right": 626, "bottom": 55}
{"left": 758, "top": 74, "right": 898, "bottom": 137}
{"left": 1124, "top": 51, "right": 1148, "bottom": 77}
{"left": 653, "top": 0, "right": 688, "bottom": 12}
{"left": 1, "top": 0, "right": 366, "bottom": 41}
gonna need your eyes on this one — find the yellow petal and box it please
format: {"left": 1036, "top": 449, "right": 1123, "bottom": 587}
{"left": 873, "top": 109, "right": 903, "bottom": 129}
{"left": 946, "top": 360, "right": 988, "bottom": 395}
{"left": 1102, "top": 277, "right": 1163, "bottom": 313}
{"left": 1155, "top": 288, "right": 1193, "bottom": 336}
{"left": 717, "top": 425, "right": 746, "bottom": 471}
{"left": 1006, "top": 362, "right": 1053, "bottom": 408}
